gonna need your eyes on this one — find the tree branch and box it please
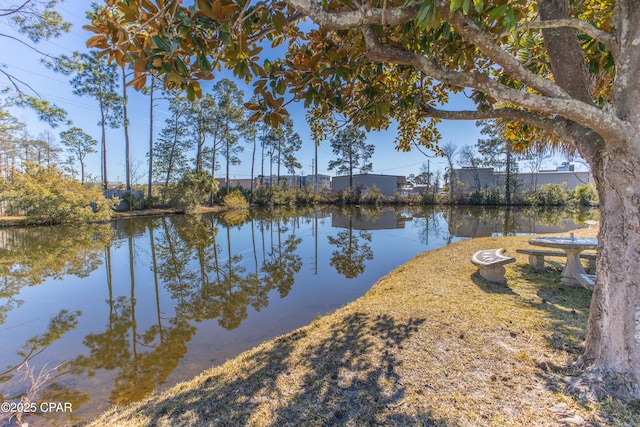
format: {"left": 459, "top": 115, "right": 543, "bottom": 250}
{"left": 246, "top": 12, "right": 304, "bottom": 45}
{"left": 283, "top": 0, "right": 569, "bottom": 100}
{"left": 360, "top": 26, "right": 630, "bottom": 142}
{"left": 284, "top": 0, "right": 419, "bottom": 29}
{"left": 437, "top": 2, "right": 569, "bottom": 100}
{"left": 416, "top": 102, "right": 577, "bottom": 143}
{"left": 518, "top": 19, "right": 615, "bottom": 53}
{"left": 0, "top": 33, "right": 54, "bottom": 58}
{"left": 0, "top": 0, "right": 32, "bottom": 17}
{"left": 0, "top": 67, "right": 41, "bottom": 96}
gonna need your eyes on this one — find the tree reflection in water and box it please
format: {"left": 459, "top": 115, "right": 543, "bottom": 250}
{"left": 0, "top": 224, "right": 113, "bottom": 324}
{"left": 0, "top": 224, "right": 112, "bottom": 425}
{"left": 327, "top": 209, "right": 374, "bottom": 279}
{"left": 261, "top": 217, "right": 302, "bottom": 298}
{"left": 63, "top": 212, "right": 306, "bottom": 409}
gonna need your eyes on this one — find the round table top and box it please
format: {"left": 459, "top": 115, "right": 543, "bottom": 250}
{"left": 528, "top": 236, "right": 598, "bottom": 250}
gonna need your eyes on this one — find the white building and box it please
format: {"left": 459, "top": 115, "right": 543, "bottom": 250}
{"left": 455, "top": 166, "right": 593, "bottom": 194}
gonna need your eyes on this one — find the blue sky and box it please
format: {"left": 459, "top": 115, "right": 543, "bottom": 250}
{"left": 1, "top": 0, "right": 570, "bottom": 185}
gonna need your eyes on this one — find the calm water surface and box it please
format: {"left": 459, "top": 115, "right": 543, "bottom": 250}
{"left": 0, "top": 205, "right": 597, "bottom": 426}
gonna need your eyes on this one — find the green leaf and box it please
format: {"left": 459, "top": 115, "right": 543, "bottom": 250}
{"left": 473, "top": 0, "right": 483, "bottom": 13}
{"left": 272, "top": 11, "right": 287, "bottom": 33}
{"left": 505, "top": 9, "right": 517, "bottom": 36}
{"left": 152, "top": 35, "right": 173, "bottom": 53}
{"left": 415, "top": 0, "right": 439, "bottom": 30}
{"left": 487, "top": 4, "right": 508, "bottom": 23}
{"left": 462, "top": 0, "right": 471, "bottom": 14}
{"left": 450, "top": 0, "right": 463, "bottom": 12}
{"left": 187, "top": 84, "right": 195, "bottom": 101}
{"left": 175, "top": 57, "right": 189, "bottom": 76}
{"left": 219, "top": 30, "right": 231, "bottom": 46}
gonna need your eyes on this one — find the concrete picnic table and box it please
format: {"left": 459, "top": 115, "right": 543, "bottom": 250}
{"left": 527, "top": 235, "right": 598, "bottom": 286}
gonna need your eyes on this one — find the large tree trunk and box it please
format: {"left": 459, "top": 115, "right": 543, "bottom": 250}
{"left": 539, "top": 0, "right": 640, "bottom": 399}
{"left": 579, "top": 137, "right": 640, "bottom": 399}
{"left": 579, "top": 0, "right": 640, "bottom": 399}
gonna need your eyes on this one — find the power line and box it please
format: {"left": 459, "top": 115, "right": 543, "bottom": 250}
{"left": 374, "top": 160, "right": 428, "bottom": 173}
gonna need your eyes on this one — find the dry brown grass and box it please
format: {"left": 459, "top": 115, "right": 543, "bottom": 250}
{"left": 84, "top": 226, "right": 640, "bottom": 426}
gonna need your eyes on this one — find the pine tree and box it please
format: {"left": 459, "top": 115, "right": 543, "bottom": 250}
{"left": 327, "top": 126, "right": 374, "bottom": 189}
{"left": 154, "top": 93, "right": 193, "bottom": 199}
{"left": 49, "top": 51, "right": 122, "bottom": 188}
{"left": 59, "top": 127, "right": 97, "bottom": 184}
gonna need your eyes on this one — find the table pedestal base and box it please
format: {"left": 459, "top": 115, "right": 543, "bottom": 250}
{"left": 560, "top": 248, "right": 587, "bottom": 286}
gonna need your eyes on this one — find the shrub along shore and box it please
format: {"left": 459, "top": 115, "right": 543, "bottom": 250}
{"left": 83, "top": 226, "right": 639, "bottom": 427}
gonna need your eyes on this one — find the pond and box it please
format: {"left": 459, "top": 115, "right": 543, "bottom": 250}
{"left": 0, "top": 205, "right": 598, "bottom": 426}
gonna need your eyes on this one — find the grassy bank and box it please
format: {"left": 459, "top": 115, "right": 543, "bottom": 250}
{"left": 85, "top": 226, "right": 638, "bottom": 426}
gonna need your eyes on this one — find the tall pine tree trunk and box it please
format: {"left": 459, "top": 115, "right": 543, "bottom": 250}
{"left": 148, "top": 77, "right": 155, "bottom": 199}
{"left": 196, "top": 112, "right": 204, "bottom": 173}
{"left": 99, "top": 101, "right": 108, "bottom": 189}
{"left": 122, "top": 68, "right": 131, "bottom": 191}
{"left": 250, "top": 133, "right": 256, "bottom": 202}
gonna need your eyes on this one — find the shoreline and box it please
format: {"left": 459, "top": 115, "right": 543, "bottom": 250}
{"left": 80, "top": 225, "right": 638, "bottom": 426}
{"left": 0, "top": 206, "right": 226, "bottom": 228}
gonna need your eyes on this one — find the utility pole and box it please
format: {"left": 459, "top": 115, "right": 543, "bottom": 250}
{"left": 427, "top": 159, "right": 430, "bottom": 187}
{"left": 311, "top": 159, "right": 315, "bottom": 191}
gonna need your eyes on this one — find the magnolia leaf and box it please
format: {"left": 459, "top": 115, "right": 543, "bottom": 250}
{"left": 152, "top": 35, "right": 173, "bottom": 53}
{"left": 187, "top": 83, "right": 196, "bottom": 101}
{"left": 219, "top": 29, "right": 231, "bottom": 45}
{"left": 247, "top": 111, "right": 263, "bottom": 123}
{"left": 133, "top": 57, "right": 147, "bottom": 72}
{"left": 196, "top": 0, "right": 213, "bottom": 15}
{"left": 86, "top": 35, "right": 106, "bottom": 48}
{"left": 487, "top": 4, "right": 508, "bottom": 23}
{"left": 141, "top": 0, "right": 159, "bottom": 13}
{"left": 244, "top": 102, "right": 262, "bottom": 111}
{"left": 272, "top": 11, "right": 288, "bottom": 32}
{"left": 462, "top": 0, "right": 471, "bottom": 14}
{"left": 130, "top": 75, "right": 147, "bottom": 90}
{"left": 175, "top": 57, "right": 190, "bottom": 76}
{"left": 505, "top": 9, "right": 518, "bottom": 39}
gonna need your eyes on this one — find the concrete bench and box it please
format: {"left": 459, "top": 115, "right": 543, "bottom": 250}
{"left": 471, "top": 248, "right": 515, "bottom": 284}
{"left": 516, "top": 249, "right": 597, "bottom": 273}
{"left": 576, "top": 273, "right": 596, "bottom": 290}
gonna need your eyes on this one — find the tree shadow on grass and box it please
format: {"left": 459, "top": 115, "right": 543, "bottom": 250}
{"left": 122, "top": 312, "right": 456, "bottom": 426}
{"left": 513, "top": 264, "right": 591, "bottom": 354}
{"left": 510, "top": 264, "right": 593, "bottom": 390}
